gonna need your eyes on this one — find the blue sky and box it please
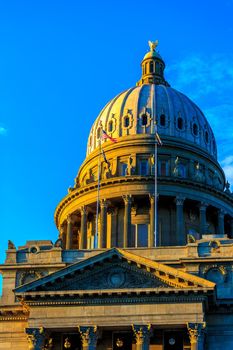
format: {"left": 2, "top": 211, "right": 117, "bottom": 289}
{"left": 0, "top": 0, "right": 233, "bottom": 282}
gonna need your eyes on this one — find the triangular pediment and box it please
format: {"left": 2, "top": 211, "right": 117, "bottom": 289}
{"left": 15, "top": 248, "right": 215, "bottom": 301}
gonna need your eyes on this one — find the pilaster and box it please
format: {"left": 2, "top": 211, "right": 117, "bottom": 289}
{"left": 187, "top": 322, "right": 206, "bottom": 350}
{"left": 78, "top": 326, "right": 98, "bottom": 350}
{"left": 132, "top": 324, "right": 151, "bottom": 350}
{"left": 25, "top": 327, "right": 45, "bottom": 350}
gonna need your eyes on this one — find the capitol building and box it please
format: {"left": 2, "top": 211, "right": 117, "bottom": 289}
{"left": 1, "top": 42, "right": 233, "bottom": 350}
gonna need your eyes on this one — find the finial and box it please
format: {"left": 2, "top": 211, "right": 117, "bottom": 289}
{"left": 148, "top": 40, "right": 159, "bottom": 52}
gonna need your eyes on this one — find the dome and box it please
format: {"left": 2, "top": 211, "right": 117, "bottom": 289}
{"left": 87, "top": 84, "right": 217, "bottom": 159}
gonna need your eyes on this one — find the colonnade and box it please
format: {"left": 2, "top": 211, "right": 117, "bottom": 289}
{"left": 59, "top": 195, "right": 232, "bottom": 250}
{"left": 25, "top": 323, "right": 206, "bottom": 350}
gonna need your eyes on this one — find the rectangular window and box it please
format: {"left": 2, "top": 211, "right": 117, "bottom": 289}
{"left": 132, "top": 224, "right": 148, "bottom": 247}
{"left": 140, "top": 160, "right": 148, "bottom": 176}
{"left": 120, "top": 163, "right": 127, "bottom": 176}
{"left": 158, "top": 160, "right": 169, "bottom": 176}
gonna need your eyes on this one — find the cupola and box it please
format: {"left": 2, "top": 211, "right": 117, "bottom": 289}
{"left": 137, "top": 40, "right": 170, "bottom": 86}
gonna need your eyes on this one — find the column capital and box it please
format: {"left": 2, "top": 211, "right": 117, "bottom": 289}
{"left": 66, "top": 214, "right": 74, "bottom": 224}
{"left": 199, "top": 202, "right": 208, "bottom": 210}
{"left": 78, "top": 326, "right": 98, "bottom": 348}
{"left": 149, "top": 194, "right": 155, "bottom": 203}
{"left": 175, "top": 196, "right": 185, "bottom": 206}
{"left": 187, "top": 322, "right": 206, "bottom": 344}
{"left": 100, "top": 199, "right": 108, "bottom": 208}
{"left": 132, "top": 324, "right": 151, "bottom": 345}
{"left": 122, "top": 194, "right": 132, "bottom": 204}
{"left": 25, "top": 327, "right": 45, "bottom": 350}
{"left": 218, "top": 208, "right": 226, "bottom": 217}
{"left": 80, "top": 205, "right": 88, "bottom": 215}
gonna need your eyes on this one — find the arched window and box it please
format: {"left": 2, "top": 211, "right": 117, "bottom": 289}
{"left": 155, "top": 62, "right": 159, "bottom": 73}
{"left": 149, "top": 61, "right": 154, "bottom": 73}
{"left": 124, "top": 116, "right": 130, "bottom": 128}
{"left": 205, "top": 131, "right": 209, "bottom": 143}
{"left": 159, "top": 64, "right": 163, "bottom": 74}
{"left": 192, "top": 123, "right": 198, "bottom": 136}
{"left": 141, "top": 114, "right": 148, "bottom": 126}
{"left": 160, "top": 114, "right": 166, "bottom": 126}
{"left": 177, "top": 117, "right": 184, "bottom": 130}
{"left": 108, "top": 120, "right": 113, "bottom": 132}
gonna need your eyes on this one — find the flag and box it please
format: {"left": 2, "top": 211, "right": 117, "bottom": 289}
{"left": 102, "top": 129, "right": 117, "bottom": 143}
{"left": 155, "top": 132, "right": 163, "bottom": 146}
{"left": 101, "top": 148, "right": 110, "bottom": 167}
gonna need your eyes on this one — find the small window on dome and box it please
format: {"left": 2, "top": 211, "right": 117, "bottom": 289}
{"left": 145, "top": 62, "right": 148, "bottom": 74}
{"left": 177, "top": 117, "right": 184, "bottom": 130}
{"left": 149, "top": 61, "right": 154, "bottom": 73}
{"left": 155, "top": 62, "right": 159, "bottom": 73}
{"left": 108, "top": 120, "right": 113, "bottom": 133}
{"left": 124, "top": 116, "right": 130, "bottom": 128}
{"left": 141, "top": 114, "right": 148, "bottom": 126}
{"left": 160, "top": 64, "right": 163, "bottom": 75}
{"left": 89, "top": 135, "right": 92, "bottom": 146}
{"left": 205, "top": 131, "right": 209, "bottom": 143}
{"left": 97, "top": 127, "right": 101, "bottom": 139}
{"left": 192, "top": 123, "right": 198, "bottom": 136}
{"left": 160, "top": 114, "right": 166, "bottom": 126}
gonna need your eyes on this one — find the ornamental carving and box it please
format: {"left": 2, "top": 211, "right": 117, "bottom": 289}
{"left": 132, "top": 324, "right": 151, "bottom": 345}
{"left": 47, "top": 262, "right": 168, "bottom": 291}
{"left": 17, "top": 270, "right": 47, "bottom": 287}
{"left": 78, "top": 326, "right": 97, "bottom": 347}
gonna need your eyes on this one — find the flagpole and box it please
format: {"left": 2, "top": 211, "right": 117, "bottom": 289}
{"left": 95, "top": 139, "right": 101, "bottom": 248}
{"left": 154, "top": 122, "right": 158, "bottom": 247}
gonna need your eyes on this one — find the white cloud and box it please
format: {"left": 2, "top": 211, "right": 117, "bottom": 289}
{"left": 0, "top": 127, "right": 7, "bottom": 135}
{"left": 166, "top": 53, "right": 233, "bottom": 102}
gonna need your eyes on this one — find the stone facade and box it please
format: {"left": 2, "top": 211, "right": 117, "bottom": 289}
{"left": 1, "top": 42, "right": 233, "bottom": 349}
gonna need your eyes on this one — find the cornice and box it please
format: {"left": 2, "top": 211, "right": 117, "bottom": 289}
{"left": 54, "top": 175, "right": 233, "bottom": 226}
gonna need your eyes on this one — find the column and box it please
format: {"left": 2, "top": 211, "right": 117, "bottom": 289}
{"left": 80, "top": 206, "right": 87, "bottom": 249}
{"left": 99, "top": 199, "right": 108, "bottom": 248}
{"left": 66, "top": 215, "right": 73, "bottom": 250}
{"left": 59, "top": 224, "right": 66, "bottom": 248}
{"left": 149, "top": 194, "right": 155, "bottom": 247}
{"left": 111, "top": 207, "right": 118, "bottom": 247}
{"left": 123, "top": 195, "right": 132, "bottom": 248}
{"left": 187, "top": 323, "right": 206, "bottom": 350}
{"left": 175, "top": 196, "right": 185, "bottom": 245}
{"left": 78, "top": 326, "right": 98, "bottom": 350}
{"left": 199, "top": 202, "right": 208, "bottom": 237}
{"left": 218, "top": 209, "right": 225, "bottom": 236}
{"left": 132, "top": 325, "right": 151, "bottom": 350}
{"left": 25, "top": 327, "right": 45, "bottom": 350}
{"left": 231, "top": 217, "right": 233, "bottom": 238}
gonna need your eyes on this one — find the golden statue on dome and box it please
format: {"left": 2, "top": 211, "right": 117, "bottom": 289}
{"left": 148, "top": 40, "right": 158, "bottom": 52}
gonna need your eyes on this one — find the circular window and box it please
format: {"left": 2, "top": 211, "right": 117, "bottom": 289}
{"left": 192, "top": 123, "right": 198, "bottom": 136}
{"left": 177, "top": 117, "right": 184, "bottom": 130}
{"left": 206, "top": 268, "right": 225, "bottom": 284}
{"left": 169, "top": 338, "right": 176, "bottom": 345}
{"left": 29, "top": 246, "right": 39, "bottom": 254}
